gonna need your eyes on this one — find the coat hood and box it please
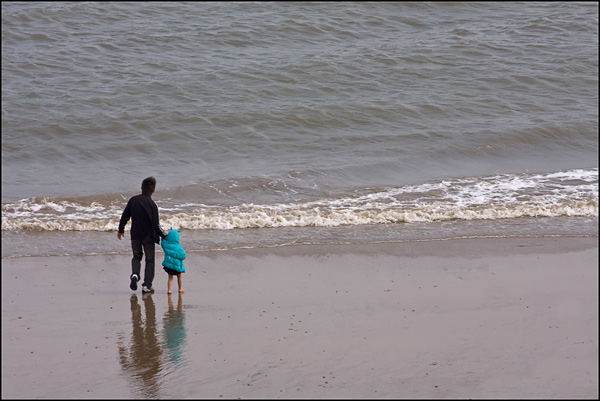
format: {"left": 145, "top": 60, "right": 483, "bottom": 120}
{"left": 165, "top": 229, "right": 180, "bottom": 244}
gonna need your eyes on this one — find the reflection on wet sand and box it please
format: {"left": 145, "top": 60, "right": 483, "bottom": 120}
{"left": 163, "top": 293, "right": 187, "bottom": 368}
{"left": 118, "top": 294, "right": 163, "bottom": 398}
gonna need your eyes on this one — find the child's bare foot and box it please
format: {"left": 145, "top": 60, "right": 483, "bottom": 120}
{"left": 179, "top": 289, "right": 184, "bottom": 293}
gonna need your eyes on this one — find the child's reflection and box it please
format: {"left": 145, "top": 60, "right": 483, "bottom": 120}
{"left": 163, "top": 292, "right": 187, "bottom": 367}
{"left": 118, "top": 294, "right": 163, "bottom": 398}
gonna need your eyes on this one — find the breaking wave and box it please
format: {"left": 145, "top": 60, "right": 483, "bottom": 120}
{"left": 2, "top": 168, "right": 597, "bottom": 232}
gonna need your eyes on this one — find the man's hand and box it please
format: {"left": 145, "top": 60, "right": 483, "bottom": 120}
{"left": 117, "top": 232, "right": 124, "bottom": 240}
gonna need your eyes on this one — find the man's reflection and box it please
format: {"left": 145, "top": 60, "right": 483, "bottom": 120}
{"left": 118, "top": 294, "right": 162, "bottom": 398}
{"left": 163, "top": 292, "right": 187, "bottom": 368}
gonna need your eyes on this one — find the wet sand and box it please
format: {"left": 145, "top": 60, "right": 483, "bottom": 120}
{"left": 1, "top": 236, "right": 598, "bottom": 399}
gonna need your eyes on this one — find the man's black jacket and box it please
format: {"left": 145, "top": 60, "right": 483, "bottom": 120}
{"left": 118, "top": 193, "right": 167, "bottom": 242}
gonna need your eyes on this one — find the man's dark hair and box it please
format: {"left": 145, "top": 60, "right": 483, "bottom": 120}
{"left": 141, "top": 176, "right": 156, "bottom": 195}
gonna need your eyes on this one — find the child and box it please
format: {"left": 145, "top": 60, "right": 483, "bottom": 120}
{"left": 161, "top": 228, "right": 187, "bottom": 294}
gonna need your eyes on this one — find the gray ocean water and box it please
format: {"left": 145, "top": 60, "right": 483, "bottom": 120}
{"left": 1, "top": 1, "right": 598, "bottom": 258}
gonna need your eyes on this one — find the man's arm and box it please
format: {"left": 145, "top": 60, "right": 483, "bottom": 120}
{"left": 117, "top": 200, "right": 131, "bottom": 240}
{"left": 152, "top": 201, "right": 167, "bottom": 240}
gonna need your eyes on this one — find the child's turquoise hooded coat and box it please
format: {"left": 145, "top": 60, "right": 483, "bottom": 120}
{"left": 161, "top": 229, "right": 186, "bottom": 273}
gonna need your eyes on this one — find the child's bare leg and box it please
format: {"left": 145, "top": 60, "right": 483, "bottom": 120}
{"left": 167, "top": 274, "right": 174, "bottom": 294}
{"left": 177, "top": 274, "right": 184, "bottom": 293}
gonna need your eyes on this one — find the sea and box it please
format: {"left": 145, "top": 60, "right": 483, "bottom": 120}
{"left": 1, "top": 1, "right": 598, "bottom": 259}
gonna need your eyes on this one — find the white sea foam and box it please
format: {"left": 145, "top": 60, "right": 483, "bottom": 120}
{"left": 2, "top": 169, "right": 597, "bottom": 232}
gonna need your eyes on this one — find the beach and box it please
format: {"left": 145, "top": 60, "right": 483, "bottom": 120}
{"left": 2, "top": 236, "right": 597, "bottom": 399}
{"left": 2, "top": 2, "right": 597, "bottom": 399}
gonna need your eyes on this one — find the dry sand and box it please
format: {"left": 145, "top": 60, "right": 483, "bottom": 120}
{"left": 1, "top": 236, "right": 598, "bottom": 399}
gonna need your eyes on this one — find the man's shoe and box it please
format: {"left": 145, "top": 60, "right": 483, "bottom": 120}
{"left": 130, "top": 274, "right": 139, "bottom": 291}
{"left": 142, "top": 284, "right": 154, "bottom": 293}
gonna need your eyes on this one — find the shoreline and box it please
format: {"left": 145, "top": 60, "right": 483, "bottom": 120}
{"left": 2, "top": 236, "right": 598, "bottom": 399}
{"left": 2, "top": 231, "right": 597, "bottom": 260}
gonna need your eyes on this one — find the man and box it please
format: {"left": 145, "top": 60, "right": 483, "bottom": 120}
{"left": 118, "top": 177, "right": 167, "bottom": 293}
